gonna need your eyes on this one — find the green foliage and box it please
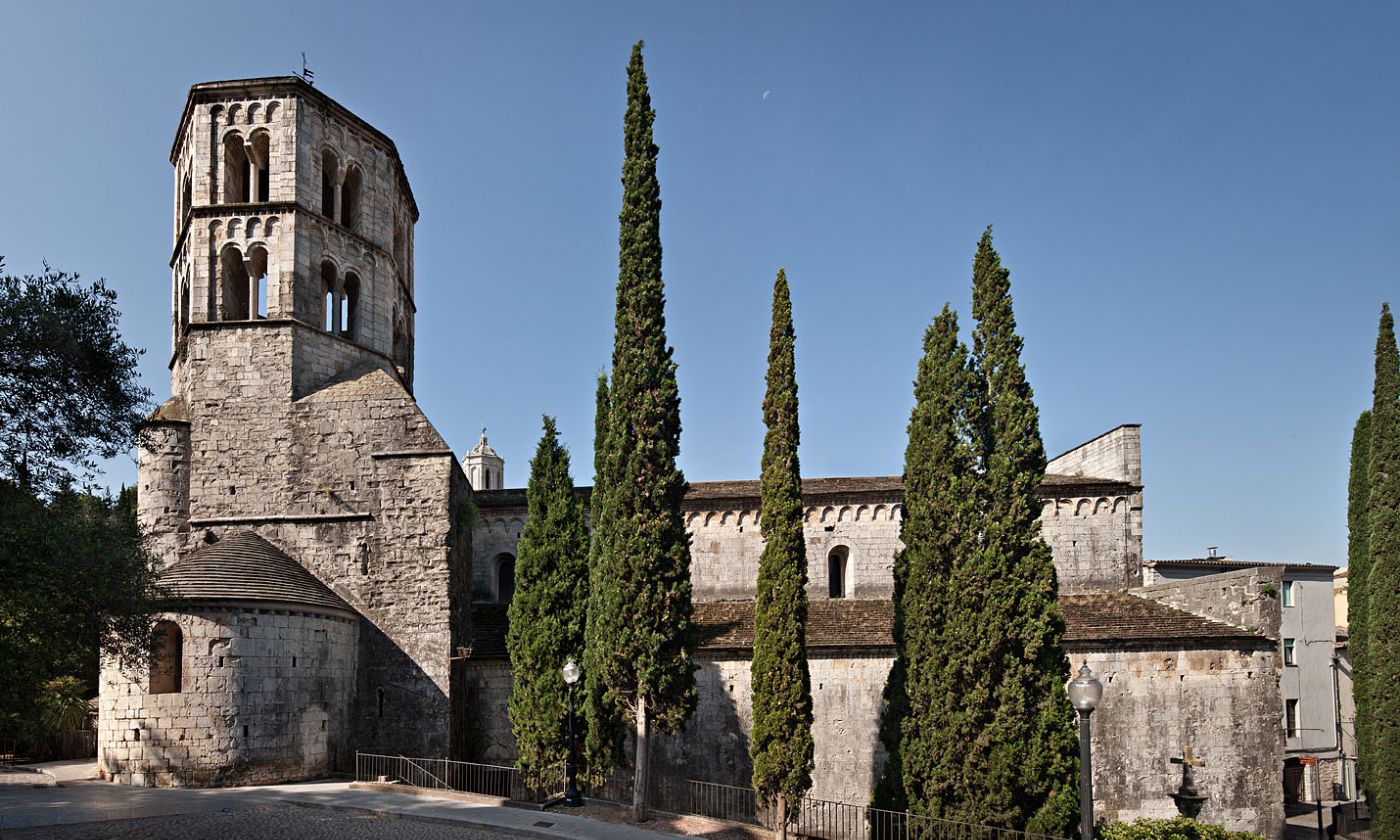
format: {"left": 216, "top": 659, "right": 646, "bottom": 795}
{"left": 874, "top": 304, "right": 975, "bottom": 816}
{"left": 1368, "top": 304, "right": 1400, "bottom": 839}
{"left": 749, "top": 270, "right": 814, "bottom": 821}
{"left": 41, "top": 676, "right": 92, "bottom": 734}
{"left": 0, "top": 483, "right": 160, "bottom": 747}
{"left": 0, "top": 264, "right": 151, "bottom": 493}
{"left": 1348, "top": 409, "right": 1373, "bottom": 785}
{"left": 1099, "top": 817, "right": 1262, "bottom": 840}
{"left": 583, "top": 373, "right": 625, "bottom": 776}
{"left": 506, "top": 417, "right": 590, "bottom": 777}
{"left": 880, "top": 229, "right": 1078, "bottom": 834}
{"left": 583, "top": 41, "right": 697, "bottom": 791}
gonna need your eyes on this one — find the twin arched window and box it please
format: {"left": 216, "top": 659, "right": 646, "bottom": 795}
{"left": 219, "top": 246, "right": 268, "bottom": 321}
{"left": 320, "top": 150, "right": 363, "bottom": 232}
{"left": 222, "top": 132, "right": 270, "bottom": 204}
{"left": 149, "top": 620, "right": 183, "bottom": 694}
{"left": 320, "top": 262, "right": 361, "bottom": 339}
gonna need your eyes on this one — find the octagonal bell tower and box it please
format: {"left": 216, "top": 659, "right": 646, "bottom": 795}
{"left": 168, "top": 76, "right": 419, "bottom": 401}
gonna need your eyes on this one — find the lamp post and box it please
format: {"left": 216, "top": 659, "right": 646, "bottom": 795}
{"left": 562, "top": 658, "right": 583, "bottom": 806}
{"left": 1067, "top": 662, "right": 1104, "bottom": 840}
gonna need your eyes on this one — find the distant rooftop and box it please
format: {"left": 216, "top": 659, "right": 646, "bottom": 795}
{"left": 1148, "top": 558, "right": 1339, "bottom": 572}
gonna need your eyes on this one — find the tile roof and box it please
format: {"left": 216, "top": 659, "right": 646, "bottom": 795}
{"left": 1059, "top": 592, "right": 1263, "bottom": 643}
{"left": 1148, "top": 559, "right": 1339, "bottom": 572}
{"left": 475, "top": 473, "right": 1135, "bottom": 510}
{"left": 158, "top": 531, "right": 352, "bottom": 614}
{"left": 465, "top": 590, "right": 1258, "bottom": 659}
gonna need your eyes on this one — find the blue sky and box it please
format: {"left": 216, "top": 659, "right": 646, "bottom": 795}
{"left": 2, "top": 2, "right": 1395, "bottom": 566}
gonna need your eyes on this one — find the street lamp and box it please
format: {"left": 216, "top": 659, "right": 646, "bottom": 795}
{"left": 562, "top": 658, "right": 583, "bottom": 806}
{"left": 1067, "top": 662, "right": 1104, "bottom": 840}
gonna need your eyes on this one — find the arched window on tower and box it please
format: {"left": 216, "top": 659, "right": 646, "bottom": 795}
{"left": 180, "top": 173, "right": 192, "bottom": 224}
{"left": 249, "top": 131, "right": 271, "bottom": 202}
{"left": 247, "top": 247, "right": 269, "bottom": 318}
{"left": 393, "top": 224, "right": 406, "bottom": 273}
{"left": 321, "top": 262, "right": 338, "bottom": 332}
{"left": 178, "top": 277, "right": 190, "bottom": 331}
{"left": 392, "top": 315, "right": 407, "bottom": 372}
{"left": 220, "top": 247, "right": 250, "bottom": 320}
{"left": 828, "top": 546, "right": 850, "bottom": 599}
{"left": 340, "top": 165, "right": 362, "bottom": 232}
{"left": 341, "top": 272, "right": 360, "bottom": 339}
{"left": 149, "top": 620, "right": 183, "bottom": 694}
{"left": 321, "top": 150, "right": 338, "bottom": 220}
{"left": 222, "top": 134, "right": 250, "bottom": 204}
{"left": 495, "top": 554, "right": 516, "bottom": 603}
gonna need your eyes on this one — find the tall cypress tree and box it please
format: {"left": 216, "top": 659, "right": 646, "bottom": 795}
{"left": 1368, "top": 304, "right": 1400, "bottom": 837}
{"left": 965, "top": 227, "right": 1078, "bottom": 833}
{"left": 584, "top": 40, "right": 696, "bottom": 821}
{"left": 506, "top": 416, "right": 590, "bottom": 778}
{"left": 583, "top": 373, "right": 625, "bottom": 776}
{"left": 875, "top": 304, "right": 977, "bottom": 820}
{"left": 750, "top": 270, "right": 814, "bottom": 837}
{"left": 1348, "top": 409, "right": 1372, "bottom": 788}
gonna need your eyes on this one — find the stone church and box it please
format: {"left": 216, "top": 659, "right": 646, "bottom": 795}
{"left": 101, "top": 77, "right": 1284, "bottom": 838}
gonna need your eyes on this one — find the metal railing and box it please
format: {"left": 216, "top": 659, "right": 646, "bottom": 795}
{"left": 353, "top": 753, "right": 1065, "bottom": 840}
{"left": 681, "top": 778, "right": 764, "bottom": 825}
{"left": 355, "top": 753, "right": 565, "bottom": 804}
{"left": 651, "top": 778, "right": 1066, "bottom": 840}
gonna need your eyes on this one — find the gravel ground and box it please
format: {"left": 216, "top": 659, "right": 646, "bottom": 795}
{"left": 1, "top": 804, "right": 516, "bottom": 840}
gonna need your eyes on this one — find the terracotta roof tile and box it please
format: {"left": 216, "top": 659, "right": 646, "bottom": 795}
{"left": 466, "top": 591, "right": 1255, "bottom": 659}
{"left": 1059, "top": 592, "right": 1262, "bottom": 643}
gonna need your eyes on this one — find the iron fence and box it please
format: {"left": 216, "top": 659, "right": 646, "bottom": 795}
{"left": 355, "top": 753, "right": 564, "bottom": 804}
{"left": 353, "top": 753, "right": 1065, "bottom": 840}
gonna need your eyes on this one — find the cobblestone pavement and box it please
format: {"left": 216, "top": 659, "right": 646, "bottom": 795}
{"left": 1, "top": 803, "right": 515, "bottom": 839}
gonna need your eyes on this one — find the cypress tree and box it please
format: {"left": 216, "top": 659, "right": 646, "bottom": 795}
{"left": 583, "top": 373, "right": 626, "bottom": 776}
{"left": 1368, "top": 304, "right": 1400, "bottom": 837}
{"left": 749, "top": 269, "right": 814, "bottom": 837}
{"left": 964, "top": 227, "right": 1078, "bottom": 833}
{"left": 1348, "top": 409, "right": 1372, "bottom": 788}
{"left": 583, "top": 40, "right": 696, "bottom": 821}
{"left": 506, "top": 416, "right": 590, "bottom": 779}
{"left": 875, "top": 304, "right": 977, "bottom": 821}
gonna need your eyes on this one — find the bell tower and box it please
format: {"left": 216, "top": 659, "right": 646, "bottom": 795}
{"left": 168, "top": 76, "right": 419, "bottom": 400}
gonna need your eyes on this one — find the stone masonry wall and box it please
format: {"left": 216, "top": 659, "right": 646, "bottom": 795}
{"left": 1047, "top": 425, "right": 1142, "bottom": 485}
{"left": 147, "top": 329, "right": 467, "bottom": 760}
{"left": 99, "top": 606, "right": 357, "bottom": 787}
{"left": 462, "top": 653, "right": 893, "bottom": 807}
{"left": 1039, "top": 490, "right": 1144, "bottom": 592}
{"left": 1134, "top": 567, "right": 1284, "bottom": 639}
{"left": 1069, "top": 642, "right": 1285, "bottom": 839}
{"left": 476, "top": 484, "right": 1138, "bottom": 604}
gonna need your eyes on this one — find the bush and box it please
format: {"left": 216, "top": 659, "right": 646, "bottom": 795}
{"left": 1099, "top": 817, "right": 1263, "bottom": 840}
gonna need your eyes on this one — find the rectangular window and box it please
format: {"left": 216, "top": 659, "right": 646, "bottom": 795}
{"left": 1284, "top": 638, "right": 1297, "bottom": 666}
{"left": 1286, "top": 699, "right": 1300, "bottom": 738}
{"left": 1282, "top": 580, "right": 1295, "bottom": 607}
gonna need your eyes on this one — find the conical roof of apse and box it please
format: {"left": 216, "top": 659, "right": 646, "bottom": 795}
{"left": 157, "top": 531, "right": 352, "bottom": 614}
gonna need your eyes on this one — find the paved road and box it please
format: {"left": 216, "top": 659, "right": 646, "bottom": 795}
{"left": 0, "top": 766, "right": 687, "bottom": 840}
{"left": 2, "top": 803, "right": 513, "bottom": 839}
